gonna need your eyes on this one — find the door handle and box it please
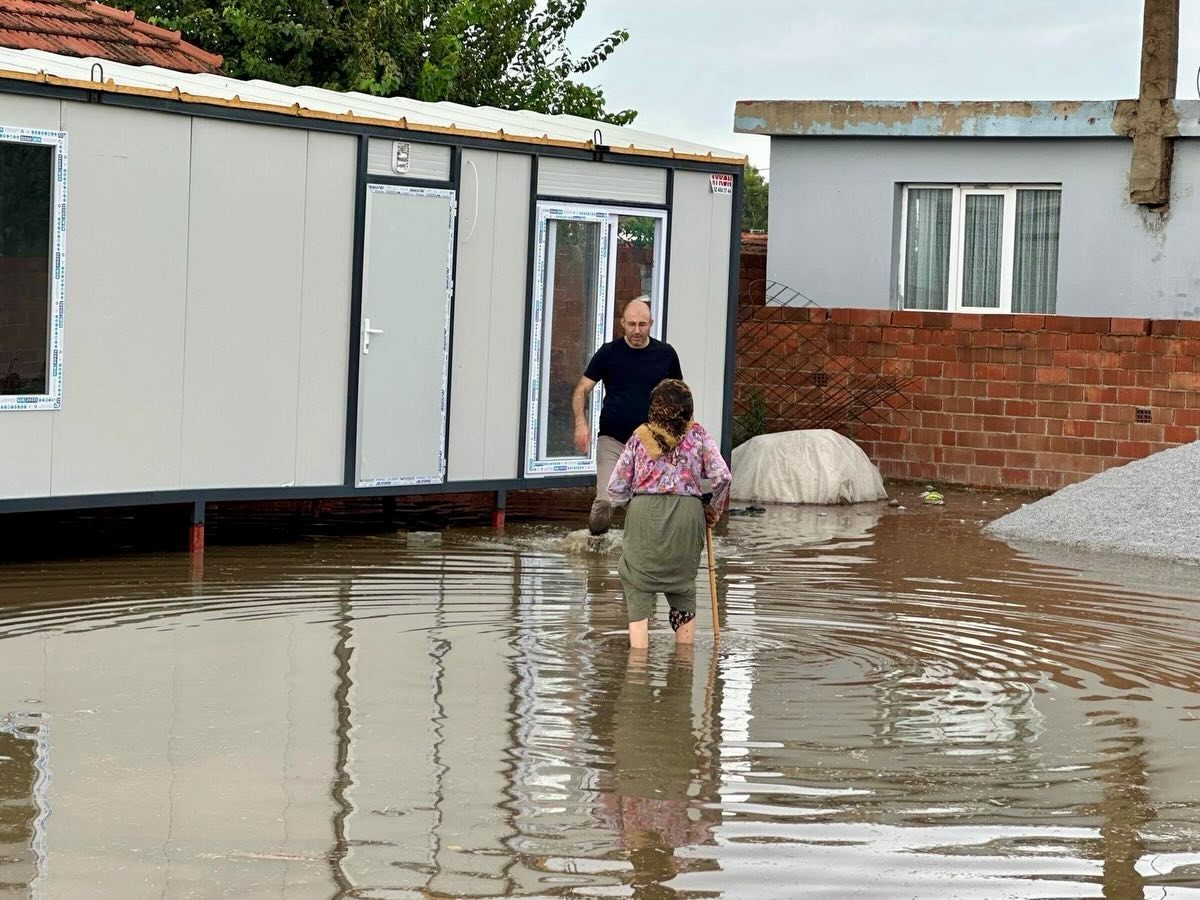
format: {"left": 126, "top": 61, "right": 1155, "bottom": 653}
{"left": 363, "top": 317, "right": 384, "bottom": 354}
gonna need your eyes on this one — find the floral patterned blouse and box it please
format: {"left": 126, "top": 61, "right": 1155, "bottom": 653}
{"left": 607, "top": 423, "right": 732, "bottom": 523}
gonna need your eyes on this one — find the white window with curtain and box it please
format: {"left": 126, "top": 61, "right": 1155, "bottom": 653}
{"left": 898, "top": 184, "right": 1061, "bottom": 314}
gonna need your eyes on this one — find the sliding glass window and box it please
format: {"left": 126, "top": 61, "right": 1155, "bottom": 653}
{"left": 524, "top": 203, "right": 667, "bottom": 477}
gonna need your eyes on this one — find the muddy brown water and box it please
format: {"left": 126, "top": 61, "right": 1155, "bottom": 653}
{"left": 2, "top": 486, "right": 1200, "bottom": 898}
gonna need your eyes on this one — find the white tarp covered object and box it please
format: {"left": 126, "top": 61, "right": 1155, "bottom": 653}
{"left": 731, "top": 430, "right": 887, "bottom": 505}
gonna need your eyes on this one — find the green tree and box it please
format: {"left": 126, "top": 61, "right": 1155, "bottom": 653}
{"left": 120, "top": 0, "right": 636, "bottom": 124}
{"left": 743, "top": 163, "right": 768, "bottom": 231}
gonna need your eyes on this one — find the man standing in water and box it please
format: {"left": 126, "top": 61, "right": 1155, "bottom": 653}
{"left": 572, "top": 297, "right": 683, "bottom": 535}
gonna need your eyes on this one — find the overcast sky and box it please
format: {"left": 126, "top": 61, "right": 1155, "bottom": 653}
{"left": 568, "top": 1, "right": 1200, "bottom": 174}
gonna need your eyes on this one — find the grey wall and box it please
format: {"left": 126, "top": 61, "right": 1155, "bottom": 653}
{"left": 666, "top": 170, "right": 733, "bottom": 449}
{"left": 52, "top": 103, "right": 191, "bottom": 496}
{"left": 766, "top": 136, "right": 1200, "bottom": 318}
{"left": 0, "top": 96, "right": 356, "bottom": 499}
{"left": 295, "top": 134, "right": 356, "bottom": 485}
{"left": 538, "top": 157, "right": 667, "bottom": 205}
{"left": 179, "top": 120, "right": 355, "bottom": 490}
{"left": 366, "top": 138, "right": 451, "bottom": 181}
{"left": 447, "top": 150, "right": 531, "bottom": 482}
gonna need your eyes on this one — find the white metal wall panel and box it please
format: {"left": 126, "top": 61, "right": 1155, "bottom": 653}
{"left": 447, "top": 150, "right": 530, "bottom": 481}
{"left": 537, "top": 157, "right": 666, "bottom": 205}
{"left": 179, "top": 119, "right": 307, "bottom": 489}
{"left": 0, "top": 95, "right": 59, "bottom": 499}
{"left": 0, "top": 411, "right": 52, "bottom": 499}
{"left": 366, "top": 137, "right": 451, "bottom": 181}
{"left": 294, "top": 132, "right": 355, "bottom": 486}
{"left": 50, "top": 103, "right": 190, "bottom": 496}
{"left": 0, "top": 92, "right": 60, "bottom": 129}
{"left": 665, "top": 171, "right": 732, "bottom": 450}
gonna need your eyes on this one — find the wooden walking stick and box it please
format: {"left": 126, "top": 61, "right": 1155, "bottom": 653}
{"left": 705, "top": 525, "right": 720, "bottom": 640}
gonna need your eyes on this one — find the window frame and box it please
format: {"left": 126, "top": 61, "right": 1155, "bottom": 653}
{"left": 898, "top": 183, "right": 1059, "bottom": 314}
{"left": 523, "top": 201, "right": 668, "bottom": 478}
{"left": 602, "top": 208, "right": 668, "bottom": 342}
{"left": 0, "top": 126, "right": 67, "bottom": 412}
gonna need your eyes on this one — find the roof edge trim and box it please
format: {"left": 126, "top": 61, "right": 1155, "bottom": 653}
{"left": 734, "top": 99, "right": 1200, "bottom": 139}
{"left": 0, "top": 64, "right": 748, "bottom": 165}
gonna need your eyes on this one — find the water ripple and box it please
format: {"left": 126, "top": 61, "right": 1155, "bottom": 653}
{"left": 1, "top": 496, "right": 1200, "bottom": 897}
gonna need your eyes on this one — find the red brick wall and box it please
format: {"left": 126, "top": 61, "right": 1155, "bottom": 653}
{"left": 614, "top": 241, "right": 654, "bottom": 305}
{"left": 735, "top": 307, "right": 1200, "bottom": 492}
{"left": 739, "top": 251, "right": 765, "bottom": 307}
{"left": 545, "top": 242, "right": 590, "bottom": 455}
{"left": 610, "top": 241, "right": 654, "bottom": 340}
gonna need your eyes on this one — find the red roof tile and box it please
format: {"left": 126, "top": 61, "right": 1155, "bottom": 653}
{"left": 0, "top": 0, "right": 222, "bottom": 74}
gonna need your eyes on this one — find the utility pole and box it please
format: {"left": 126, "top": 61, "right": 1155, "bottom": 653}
{"left": 1125, "top": 0, "right": 1180, "bottom": 208}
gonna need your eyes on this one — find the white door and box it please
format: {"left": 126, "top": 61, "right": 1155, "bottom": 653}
{"left": 356, "top": 184, "right": 456, "bottom": 487}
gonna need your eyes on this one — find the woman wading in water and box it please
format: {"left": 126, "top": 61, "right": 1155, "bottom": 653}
{"left": 607, "top": 379, "right": 732, "bottom": 648}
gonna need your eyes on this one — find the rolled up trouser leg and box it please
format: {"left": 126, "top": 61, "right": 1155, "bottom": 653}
{"left": 622, "top": 583, "right": 657, "bottom": 623}
{"left": 589, "top": 435, "right": 626, "bottom": 534}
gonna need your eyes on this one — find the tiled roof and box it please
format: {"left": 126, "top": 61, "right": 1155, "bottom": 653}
{"left": 0, "top": 0, "right": 222, "bottom": 74}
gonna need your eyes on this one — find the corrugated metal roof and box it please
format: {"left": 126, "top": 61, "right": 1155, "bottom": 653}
{"left": 0, "top": 0, "right": 222, "bottom": 74}
{"left": 0, "top": 46, "right": 745, "bottom": 164}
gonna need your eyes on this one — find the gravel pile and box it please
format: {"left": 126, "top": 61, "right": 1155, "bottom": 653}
{"left": 985, "top": 441, "right": 1200, "bottom": 565}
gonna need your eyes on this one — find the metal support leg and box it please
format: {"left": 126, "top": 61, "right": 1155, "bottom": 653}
{"left": 188, "top": 499, "right": 206, "bottom": 554}
{"left": 491, "top": 490, "right": 507, "bottom": 529}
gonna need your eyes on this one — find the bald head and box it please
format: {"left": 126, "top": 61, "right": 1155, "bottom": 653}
{"left": 621, "top": 298, "right": 653, "bottom": 349}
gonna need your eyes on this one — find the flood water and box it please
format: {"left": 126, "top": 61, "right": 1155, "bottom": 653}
{"left": 3, "top": 487, "right": 1200, "bottom": 898}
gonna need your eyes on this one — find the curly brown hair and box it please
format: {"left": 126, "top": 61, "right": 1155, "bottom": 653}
{"left": 646, "top": 379, "right": 694, "bottom": 452}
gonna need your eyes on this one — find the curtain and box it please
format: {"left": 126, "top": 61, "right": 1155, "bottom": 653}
{"left": 902, "top": 188, "right": 952, "bottom": 310}
{"left": 960, "top": 194, "right": 1003, "bottom": 308}
{"left": 1013, "top": 190, "right": 1061, "bottom": 314}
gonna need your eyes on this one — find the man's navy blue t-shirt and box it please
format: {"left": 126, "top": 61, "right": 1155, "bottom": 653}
{"left": 584, "top": 337, "right": 683, "bottom": 443}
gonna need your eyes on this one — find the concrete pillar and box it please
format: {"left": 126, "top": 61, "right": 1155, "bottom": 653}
{"left": 1127, "top": 0, "right": 1181, "bottom": 207}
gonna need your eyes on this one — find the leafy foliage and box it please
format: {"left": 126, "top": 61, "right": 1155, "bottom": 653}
{"left": 120, "top": 0, "right": 636, "bottom": 124}
{"left": 616, "top": 214, "right": 658, "bottom": 248}
{"left": 732, "top": 387, "right": 768, "bottom": 447}
{"left": 743, "top": 164, "right": 768, "bottom": 232}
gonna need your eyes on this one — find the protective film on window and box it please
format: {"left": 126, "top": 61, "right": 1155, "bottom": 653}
{"left": 0, "top": 127, "right": 67, "bottom": 411}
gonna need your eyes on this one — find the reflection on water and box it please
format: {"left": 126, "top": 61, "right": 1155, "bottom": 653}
{"left": 2, "top": 488, "right": 1200, "bottom": 897}
{"left": 0, "top": 712, "right": 48, "bottom": 897}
